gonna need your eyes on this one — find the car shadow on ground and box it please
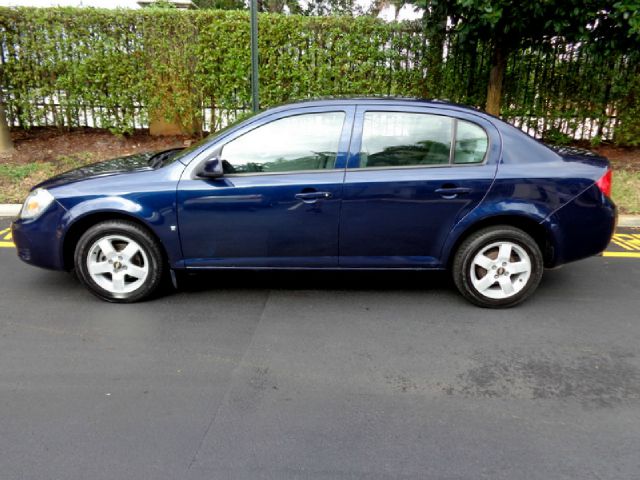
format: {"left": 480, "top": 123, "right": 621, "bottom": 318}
{"left": 19, "top": 260, "right": 576, "bottom": 304}
{"left": 174, "top": 269, "right": 454, "bottom": 294}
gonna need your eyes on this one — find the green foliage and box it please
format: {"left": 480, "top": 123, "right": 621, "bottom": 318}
{"left": 615, "top": 0, "right": 640, "bottom": 37}
{"left": 146, "top": 0, "right": 178, "bottom": 9}
{"left": 542, "top": 128, "right": 573, "bottom": 146}
{"left": 0, "top": 7, "right": 638, "bottom": 144}
{"left": 590, "top": 135, "right": 603, "bottom": 147}
{"left": 0, "top": 8, "right": 431, "bottom": 133}
{"left": 192, "top": 0, "right": 245, "bottom": 10}
{"left": 615, "top": 110, "right": 640, "bottom": 147}
{"left": 448, "top": 0, "right": 604, "bottom": 46}
{"left": 0, "top": 162, "right": 43, "bottom": 181}
{"left": 410, "top": 1, "right": 640, "bottom": 115}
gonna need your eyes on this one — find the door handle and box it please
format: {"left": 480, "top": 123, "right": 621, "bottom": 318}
{"left": 435, "top": 186, "right": 472, "bottom": 198}
{"left": 295, "top": 191, "right": 332, "bottom": 203}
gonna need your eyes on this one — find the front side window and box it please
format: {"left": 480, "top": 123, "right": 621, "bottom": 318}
{"left": 360, "top": 112, "right": 453, "bottom": 168}
{"left": 220, "top": 112, "right": 345, "bottom": 174}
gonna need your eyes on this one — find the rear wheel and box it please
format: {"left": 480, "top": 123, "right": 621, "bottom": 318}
{"left": 74, "top": 220, "right": 164, "bottom": 303}
{"left": 452, "top": 226, "right": 543, "bottom": 308}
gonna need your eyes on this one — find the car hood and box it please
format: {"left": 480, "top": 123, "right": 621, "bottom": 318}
{"left": 34, "top": 151, "right": 159, "bottom": 190}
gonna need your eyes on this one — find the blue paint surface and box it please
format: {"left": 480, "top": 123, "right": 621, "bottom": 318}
{"left": 12, "top": 98, "right": 616, "bottom": 272}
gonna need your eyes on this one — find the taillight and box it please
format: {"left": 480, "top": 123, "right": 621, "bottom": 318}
{"left": 595, "top": 169, "right": 612, "bottom": 197}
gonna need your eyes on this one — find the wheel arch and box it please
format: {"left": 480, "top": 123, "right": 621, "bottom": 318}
{"left": 62, "top": 211, "right": 169, "bottom": 271}
{"left": 445, "top": 214, "right": 556, "bottom": 269}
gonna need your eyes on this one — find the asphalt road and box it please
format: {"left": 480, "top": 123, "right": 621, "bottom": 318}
{"left": 1, "top": 219, "right": 639, "bottom": 480}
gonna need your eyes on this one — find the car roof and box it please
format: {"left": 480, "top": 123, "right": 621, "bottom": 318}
{"left": 265, "top": 97, "right": 492, "bottom": 119}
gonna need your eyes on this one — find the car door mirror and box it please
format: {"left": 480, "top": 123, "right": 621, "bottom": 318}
{"left": 197, "top": 156, "right": 224, "bottom": 179}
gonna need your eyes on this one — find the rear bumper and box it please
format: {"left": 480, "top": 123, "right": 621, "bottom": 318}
{"left": 542, "top": 185, "right": 617, "bottom": 267}
{"left": 11, "top": 201, "right": 67, "bottom": 271}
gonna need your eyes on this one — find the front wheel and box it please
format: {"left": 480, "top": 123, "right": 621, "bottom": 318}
{"left": 74, "top": 220, "right": 165, "bottom": 303}
{"left": 452, "top": 226, "right": 543, "bottom": 308}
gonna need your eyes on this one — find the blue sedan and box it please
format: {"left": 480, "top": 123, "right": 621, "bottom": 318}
{"left": 11, "top": 98, "right": 616, "bottom": 307}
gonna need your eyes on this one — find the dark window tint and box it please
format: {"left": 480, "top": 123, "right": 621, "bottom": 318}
{"left": 360, "top": 112, "right": 452, "bottom": 168}
{"left": 454, "top": 120, "right": 488, "bottom": 164}
{"left": 221, "top": 112, "right": 345, "bottom": 174}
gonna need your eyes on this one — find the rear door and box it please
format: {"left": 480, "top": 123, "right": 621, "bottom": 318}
{"left": 339, "top": 105, "right": 499, "bottom": 268}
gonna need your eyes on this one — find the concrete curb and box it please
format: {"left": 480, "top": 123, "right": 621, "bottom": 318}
{"left": 1, "top": 203, "right": 639, "bottom": 227}
{"left": 0, "top": 204, "right": 21, "bottom": 217}
{"left": 619, "top": 215, "right": 640, "bottom": 227}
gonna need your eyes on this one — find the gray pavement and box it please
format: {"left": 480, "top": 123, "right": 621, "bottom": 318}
{"left": 1, "top": 219, "right": 640, "bottom": 479}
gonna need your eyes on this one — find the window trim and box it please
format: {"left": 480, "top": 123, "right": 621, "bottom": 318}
{"left": 449, "top": 118, "right": 458, "bottom": 164}
{"left": 223, "top": 168, "right": 344, "bottom": 178}
{"left": 349, "top": 110, "right": 490, "bottom": 171}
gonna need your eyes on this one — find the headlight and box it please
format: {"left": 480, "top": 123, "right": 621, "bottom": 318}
{"left": 20, "top": 188, "right": 55, "bottom": 220}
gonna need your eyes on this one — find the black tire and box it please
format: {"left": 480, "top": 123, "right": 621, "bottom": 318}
{"left": 74, "top": 220, "right": 165, "bottom": 303}
{"left": 452, "top": 225, "right": 543, "bottom": 308}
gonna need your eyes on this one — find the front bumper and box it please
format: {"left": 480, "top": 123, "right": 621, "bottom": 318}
{"left": 11, "top": 201, "right": 67, "bottom": 271}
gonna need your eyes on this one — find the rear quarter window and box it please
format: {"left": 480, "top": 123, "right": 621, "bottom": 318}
{"left": 454, "top": 120, "right": 488, "bottom": 164}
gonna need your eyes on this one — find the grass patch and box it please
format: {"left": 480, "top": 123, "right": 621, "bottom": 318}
{"left": 56, "top": 153, "right": 95, "bottom": 171}
{"left": 0, "top": 153, "right": 95, "bottom": 203}
{"left": 612, "top": 169, "right": 640, "bottom": 215}
{"left": 0, "top": 163, "right": 47, "bottom": 182}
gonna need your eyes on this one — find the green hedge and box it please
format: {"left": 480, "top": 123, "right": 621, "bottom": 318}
{"left": 1, "top": 7, "right": 638, "bottom": 144}
{"left": 0, "top": 8, "right": 429, "bottom": 134}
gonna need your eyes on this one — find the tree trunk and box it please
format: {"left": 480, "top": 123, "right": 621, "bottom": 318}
{"left": 0, "top": 100, "right": 14, "bottom": 154}
{"left": 149, "top": 106, "right": 201, "bottom": 136}
{"left": 485, "top": 43, "right": 507, "bottom": 116}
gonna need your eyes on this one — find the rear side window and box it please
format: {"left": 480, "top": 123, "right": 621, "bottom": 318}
{"left": 454, "top": 120, "right": 488, "bottom": 164}
{"left": 360, "top": 112, "right": 452, "bottom": 168}
{"left": 358, "top": 112, "right": 488, "bottom": 168}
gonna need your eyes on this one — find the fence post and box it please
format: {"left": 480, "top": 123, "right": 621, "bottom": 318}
{"left": 250, "top": 0, "right": 259, "bottom": 113}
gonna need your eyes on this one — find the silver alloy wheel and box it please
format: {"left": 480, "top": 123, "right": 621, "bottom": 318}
{"left": 469, "top": 241, "right": 532, "bottom": 300}
{"left": 86, "top": 234, "right": 149, "bottom": 295}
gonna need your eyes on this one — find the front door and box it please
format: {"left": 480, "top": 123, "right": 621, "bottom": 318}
{"left": 339, "top": 106, "right": 498, "bottom": 268}
{"left": 177, "top": 107, "right": 354, "bottom": 268}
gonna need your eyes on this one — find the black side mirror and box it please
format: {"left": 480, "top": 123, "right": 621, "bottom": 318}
{"left": 197, "top": 156, "right": 224, "bottom": 179}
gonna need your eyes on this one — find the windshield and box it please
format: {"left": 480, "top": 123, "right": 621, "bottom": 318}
{"left": 171, "top": 111, "right": 258, "bottom": 163}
